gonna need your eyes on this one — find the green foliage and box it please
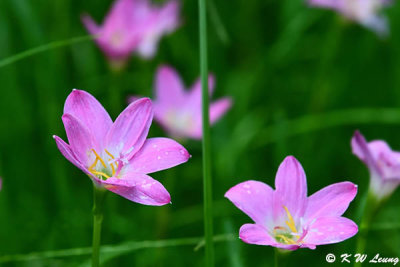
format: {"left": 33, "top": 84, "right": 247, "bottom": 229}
{"left": 1, "top": 0, "right": 400, "bottom": 266}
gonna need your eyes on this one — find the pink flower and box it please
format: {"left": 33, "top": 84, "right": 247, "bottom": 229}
{"left": 308, "top": 0, "right": 392, "bottom": 36}
{"left": 351, "top": 130, "right": 400, "bottom": 200}
{"left": 225, "top": 156, "right": 358, "bottom": 250}
{"left": 82, "top": 0, "right": 180, "bottom": 65}
{"left": 53, "top": 89, "right": 190, "bottom": 206}
{"left": 129, "top": 65, "right": 232, "bottom": 140}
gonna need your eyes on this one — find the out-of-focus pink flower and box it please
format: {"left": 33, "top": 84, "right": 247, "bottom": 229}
{"left": 53, "top": 89, "right": 190, "bottom": 206}
{"left": 129, "top": 65, "right": 232, "bottom": 140}
{"left": 225, "top": 156, "right": 358, "bottom": 250}
{"left": 82, "top": 0, "right": 180, "bottom": 66}
{"left": 351, "top": 130, "right": 400, "bottom": 200}
{"left": 308, "top": 0, "right": 392, "bottom": 36}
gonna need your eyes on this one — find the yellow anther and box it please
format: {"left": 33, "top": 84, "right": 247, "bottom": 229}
{"left": 283, "top": 206, "right": 298, "bottom": 233}
{"left": 89, "top": 158, "right": 99, "bottom": 171}
{"left": 90, "top": 170, "right": 111, "bottom": 179}
{"left": 105, "top": 149, "right": 115, "bottom": 159}
{"left": 91, "top": 149, "right": 107, "bottom": 169}
{"left": 88, "top": 149, "right": 120, "bottom": 179}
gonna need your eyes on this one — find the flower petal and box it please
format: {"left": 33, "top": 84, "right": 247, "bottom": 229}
{"left": 351, "top": 130, "right": 382, "bottom": 176}
{"left": 103, "top": 173, "right": 170, "bottom": 206}
{"left": 239, "top": 224, "right": 276, "bottom": 245}
{"left": 62, "top": 114, "right": 97, "bottom": 166}
{"left": 125, "top": 137, "right": 190, "bottom": 174}
{"left": 225, "top": 180, "right": 274, "bottom": 225}
{"left": 106, "top": 98, "right": 153, "bottom": 159}
{"left": 210, "top": 98, "right": 232, "bottom": 124}
{"left": 303, "top": 217, "right": 358, "bottom": 245}
{"left": 308, "top": 0, "right": 342, "bottom": 9}
{"left": 81, "top": 14, "right": 100, "bottom": 35}
{"left": 64, "top": 89, "right": 112, "bottom": 146}
{"left": 305, "top": 182, "right": 358, "bottom": 222}
{"left": 239, "top": 224, "right": 304, "bottom": 250}
{"left": 53, "top": 135, "right": 90, "bottom": 174}
{"left": 136, "top": 0, "right": 180, "bottom": 58}
{"left": 273, "top": 156, "right": 307, "bottom": 221}
{"left": 154, "top": 65, "right": 185, "bottom": 107}
{"left": 188, "top": 74, "right": 216, "bottom": 104}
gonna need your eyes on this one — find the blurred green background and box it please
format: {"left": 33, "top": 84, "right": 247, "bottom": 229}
{"left": 1, "top": 0, "right": 400, "bottom": 266}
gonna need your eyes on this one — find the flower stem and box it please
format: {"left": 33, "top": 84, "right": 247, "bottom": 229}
{"left": 92, "top": 185, "right": 107, "bottom": 267}
{"left": 354, "top": 190, "right": 379, "bottom": 267}
{"left": 198, "top": 0, "right": 214, "bottom": 266}
{"left": 274, "top": 248, "right": 290, "bottom": 267}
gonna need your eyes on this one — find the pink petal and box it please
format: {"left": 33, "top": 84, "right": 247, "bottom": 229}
{"left": 62, "top": 114, "right": 97, "bottom": 166}
{"left": 102, "top": 0, "right": 135, "bottom": 35}
{"left": 210, "top": 98, "right": 232, "bottom": 124}
{"left": 225, "top": 180, "right": 274, "bottom": 225}
{"left": 106, "top": 98, "right": 153, "bottom": 159}
{"left": 136, "top": 39, "right": 159, "bottom": 59}
{"left": 103, "top": 173, "right": 170, "bottom": 206}
{"left": 64, "top": 89, "right": 112, "bottom": 146}
{"left": 53, "top": 135, "right": 90, "bottom": 175}
{"left": 188, "top": 74, "right": 216, "bottom": 104}
{"left": 136, "top": 0, "right": 180, "bottom": 58}
{"left": 305, "top": 182, "right": 358, "bottom": 222}
{"left": 351, "top": 130, "right": 382, "bottom": 176}
{"left": 154, "top": 65, "right": 185, "bottom": 107}
{"left": 303, "top": 217, "right": 358, "bottom": 245}
{"left": 273, "top": 156, "right": 307, "bottom": 222}
{"left": 124, "top": 137, "right": 190, "bottom": 174}
{"left": 239, "top": 224, "right": 276, "bottom": 246}
{"left": 81, "top": 14, "right": 100, "bottom": 35}
{"left": 158, "top": 0, "right": 180, "bottom": 33}
{"left": 308, "top": 0, "right": 343, "bottom": 9}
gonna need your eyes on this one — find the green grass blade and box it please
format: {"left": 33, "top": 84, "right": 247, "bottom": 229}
{"left": 0, "top": 35, "right": 94, "bottom": 68}
{"left": 0, "top": 234, "right": 236, "bottom": 264}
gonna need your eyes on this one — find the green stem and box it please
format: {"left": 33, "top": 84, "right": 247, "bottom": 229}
{"left": 274, "top": 248, "right": 290, "bottom": 267}
{"left": 354, "top": 190, "right": 379, "bottom": 267}
{"left": 199, "top": 0, "right": 214, "bottom": 266}
{"left": 92, "top": 185, "right": 107, "bottom": 267}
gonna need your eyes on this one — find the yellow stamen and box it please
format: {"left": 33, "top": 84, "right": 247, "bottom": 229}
{"left": 91, "top": 149, "right": 107, "bottom": 169}
{"left": 105, "top": 149, "right": 118, "bottom": 176}
{"left": 91, "top": 170, "right": 111, "bottom": 179}
{"left": 275, "top": 234, "right": 297, "bottom": 245}
{"left": 105, "top": 149, "right": 115, "bottom": 159}
{"left": 283, "top": 206, "right": 298, "bottom": 233}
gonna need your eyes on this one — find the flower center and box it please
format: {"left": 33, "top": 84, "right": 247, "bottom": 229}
{"left": 88, "top": 149, "right": 120, "bottom": 180}
{"left": 165, "top": 110, "right": 194, "bottom": 133}
{"left": 110, "top": 31, "right": 124, "bottom": 48}
{"left": 273, "top": 206, "right": 304, "bottom": 245}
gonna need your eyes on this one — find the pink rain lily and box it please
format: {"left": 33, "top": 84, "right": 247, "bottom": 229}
{"left": 53, "top": 89, "right": 190, "bottom": 206}
{"left": 225, "top": 156, "right": 358, "bottom": 250}
{"left": 129, "top": 65, "right": 232, "bottom": 140}
{"left": 82, "top": 0, "right": 180, "bottom": 66}
{"left": 308, "top": 0, "right": 392, "bottom": 36}
{"left": 351, "top": 130, "right": 400, "bottom": 200}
